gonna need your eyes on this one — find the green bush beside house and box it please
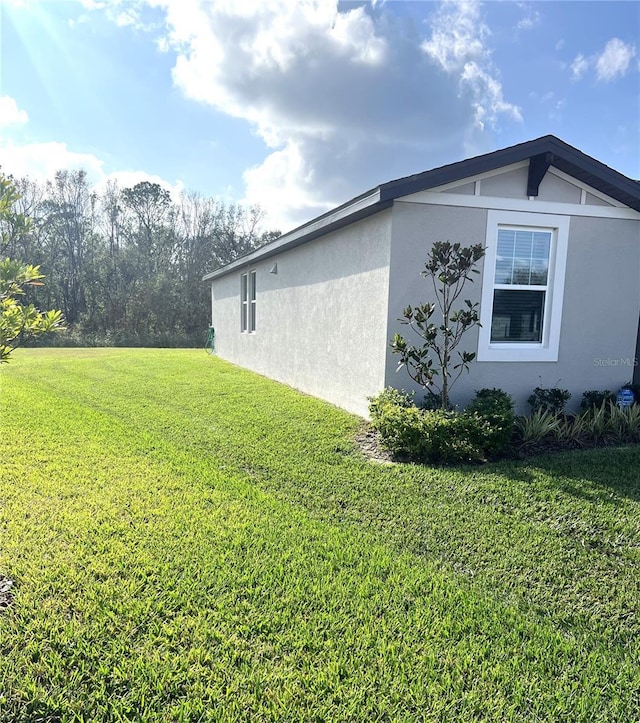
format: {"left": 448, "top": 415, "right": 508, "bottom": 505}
{"left": 369, "top": 385, "right": 640, "bottom": 465}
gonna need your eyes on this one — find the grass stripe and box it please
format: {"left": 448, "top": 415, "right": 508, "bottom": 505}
{"left": 0, "top": 349, "right": 638, "bottom": 721}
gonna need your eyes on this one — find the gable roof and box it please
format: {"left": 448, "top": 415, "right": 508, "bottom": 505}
{"left": 204, "top": 135, "right": 640, "bottom": 281}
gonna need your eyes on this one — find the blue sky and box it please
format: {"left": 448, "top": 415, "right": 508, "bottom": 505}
{"left": 0, "top": 0, "right": 638, "bottom": 232}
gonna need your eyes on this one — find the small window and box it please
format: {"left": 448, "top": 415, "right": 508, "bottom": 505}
{"left": 249, "top": 270, "right": 256, "bottom": 332}
{"left": 240, "top": 270, "right": 256, "bottom": 333}
{"left": 478, "top": 211, "right": 569, "bottom": 362}
{"left": 241, "top": 273, "right": 248, "bottom": 332}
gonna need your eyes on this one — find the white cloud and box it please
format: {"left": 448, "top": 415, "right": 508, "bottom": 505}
{"left": 595, "top": 38, "right": 636, "bottom": 82}
{"left": 421, "top": 0, "right": 488, "bottom": 73}
{"left": 421, "top": 2, "right": 521, "bottom": 130}
{"left": 570, "top": 38, "right": 636, "bottom": 83}
{"left": 76, "top": 0, "right": 160, "bottom": 32}
{"left": 89, "top": 0, "right": 522, "bottom": 231}
{"left": 115, "top": 9, "right": 140, "bottom": 27}
{"left": 95, "top": 170, "right": 185, "bottom": 201}
{"left": 0, "top": 139, "right": 182, "bottom": 202}
{"left": 77, "top": 0, "right": 108, "bottom": 8}
{"left": 460, "top": 61, "right": 522, "bottom": 130}
{"left": 242, "top": 142, "right": 332, "bottom": 232}
{"left": 0, "top": 96, "right": 29, "bottom": 127}
{"left": 0, "top": 140, "right": 105, "bottom": 181}
{"left": 0, "top": 89, "right": 183, "bottom": 198}
{"left": 570, "top": 53, "right": 589, "bottom": 80}
{"left": 552, "top": 97, "right": 566, "bottom": 117}
{"left": 515, "top": 4, "right": 540, "bottom": 32}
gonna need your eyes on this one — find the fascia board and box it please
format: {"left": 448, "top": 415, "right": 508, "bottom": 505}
{"left": 378, "top": 140, "right": 551, "bottom": 201}
{"left": 203, "top": 188, "right": 384, "bottom": 282}
{"left": 380, "top": 136, "right": 640, "bottom": 210}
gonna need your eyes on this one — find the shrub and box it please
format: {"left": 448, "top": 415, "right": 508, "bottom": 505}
{"left": 370, "top": 401, "right": 492, "bottom": 464}
{"left": 368, "top": 387, "right": 415, "bottom": 421}
{"left": 421, "top": 390, "right": 443, "bottom": 411}
{"left": 370, "top": 385, "right": 640, "bottom": 464}
{"left": 370, "top": 403, "right": 428, "bottom": 458}
{"left": 465, "top": 388, "right": 515, "bottom": 457}
{"left": 527, "top": 386, "right": 571, "bottom": 415}
{"left": 420, "top": 411, "right": 492, "bottom": 464}
{"left": 580, "top": 390, "right": 616, "bottom": 411}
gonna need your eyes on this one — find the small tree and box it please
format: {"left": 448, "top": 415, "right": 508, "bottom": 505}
{"left": 390, "top": 240, "right": 485, "bottom": 409}
{"left": 0, "top": 175, "right": 64, "bottom": 362}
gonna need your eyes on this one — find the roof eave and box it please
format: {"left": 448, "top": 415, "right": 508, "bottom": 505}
{"left": 203, "top": 135, "right": 640, "bottom": 284}
{"left": 203, "top": 188, "right": 387, "bottom": 281}
{"left": 379, "top": 135, "right": 640, "bottom": 210}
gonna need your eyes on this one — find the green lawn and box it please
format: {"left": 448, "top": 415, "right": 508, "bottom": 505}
{"left": 1, "top": 348, "right": 639, "bottom": 722}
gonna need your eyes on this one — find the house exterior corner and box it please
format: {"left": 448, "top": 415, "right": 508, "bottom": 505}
{"left": 384, "top": 166, "right": 640, "bottom": 413}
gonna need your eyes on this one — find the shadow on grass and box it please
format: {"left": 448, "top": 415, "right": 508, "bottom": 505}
{"left": 498, "top": 443, "right": 640, "bottom": 504}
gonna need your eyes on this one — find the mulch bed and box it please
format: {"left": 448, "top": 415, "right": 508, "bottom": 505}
{"left": 354, "top": 422, "right": 638, "bottom": 465}
{"left": 354, "top": 424, "right": 395, "bottom": 464}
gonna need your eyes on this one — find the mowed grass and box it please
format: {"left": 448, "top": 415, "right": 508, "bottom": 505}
{"left": 1, "top": 349, "right": 639, "bottom": 722}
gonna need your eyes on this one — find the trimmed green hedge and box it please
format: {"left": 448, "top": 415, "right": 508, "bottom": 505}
{"left": 369, "top": 387, "right": 515, "bottom": 464}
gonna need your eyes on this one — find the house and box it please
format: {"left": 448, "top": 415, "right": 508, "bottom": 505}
{"left": 204, "top": 136, "right": 640, "bottom": 417}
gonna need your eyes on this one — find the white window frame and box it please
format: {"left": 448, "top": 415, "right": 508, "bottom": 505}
{"left": 240, "top": 270, "right": 256, "bottom": 333}
{"left": 478, "top": 210, "right": 570, "bottom": 362}
{"left": 248, "top": 269, "right": 256, "bottom": 333}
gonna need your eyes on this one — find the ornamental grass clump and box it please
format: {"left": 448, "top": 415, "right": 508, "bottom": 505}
{"left": 555, "top": 413, "right": 590, "bottom": 447}
{"left": 515, "top": 409, "right": 562, "bottom": 450}
{"left": 516, "top": 397, "right": 640, "bottom": 451}
{"left": 583, "top": 401, "right": 614, "bottom": 445}
{"left": 605, "top": 400, "right": 640, "bottom": 444}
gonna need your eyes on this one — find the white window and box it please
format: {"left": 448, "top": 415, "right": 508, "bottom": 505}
{"left": 241, "top": 270, "right": 256, "bottom": 333}
{"left": 249, "top": 270, "right": 256, "bottom": 332}
{"left": 478, "top": 211, "right": 570, "bottom": 362}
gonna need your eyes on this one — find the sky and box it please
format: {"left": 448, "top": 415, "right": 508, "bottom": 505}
{"left": 0, "top": 0, "right": 638, "bottom": 233}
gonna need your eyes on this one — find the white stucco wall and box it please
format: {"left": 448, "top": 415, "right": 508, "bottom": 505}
{"left": 384, "top": 177, "right": 640, "bottom": 413}
{"left": 210, "top": 211, "right": 392, "bottom": 417}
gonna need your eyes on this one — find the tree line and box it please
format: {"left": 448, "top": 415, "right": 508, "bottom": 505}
{"left": 3, "top": 170, "right": 279, "bottom": 347}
